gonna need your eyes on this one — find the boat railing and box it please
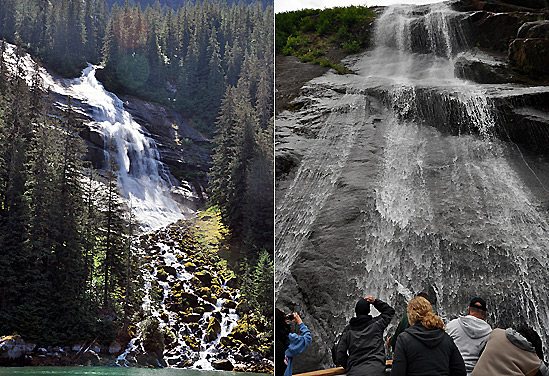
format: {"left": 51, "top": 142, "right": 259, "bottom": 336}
{"left": 294, "top": 360, "right": 393, "bottom": 376}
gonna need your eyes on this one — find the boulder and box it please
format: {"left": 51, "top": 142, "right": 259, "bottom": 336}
{"left": 225, "top": 276, "right": 239, "bottom": 289}
{"left": 184, "top": 262, "right": 196, "bottom": 272}
{"left": 203, "top": 303, "right": 216, "bottom": 312}
{"left": 223, "top": 300, "right": 237, "bottom": 309}
{"left": 509, "top": 38, "right": 549, "bottom": 76}
{"left": 170, "top": 291, "right": 199, "bottom": 312}
{"left": 517, "top": 20, "right": 549, "bottom": 38}
{"left": 180, "top": 313, "right": 202, "bottom": 323}
{"left": 454, "top": 55, "right": 516, "bottom": 83}
{"left": 195, "top": 271, "right": 212, "bottom": 286}
{"left": 212, "top": 359, "right": 234, "bottom": 371}
{"left": 109, "top": 341, "right": 123, "bottom": 355}
{"left": 76, "top": 350, "right": 101, "bottom": 366}
{"left": 159, "top": 265, "right": 177, "bottom": 277}
{"left": 205, "top": 317, "right": 222, "bottom": 342}
{"left": 466, "top": 12, "right": 523, "bottom": 51}
{"left": 0, "top": 335, "right": 28, "bottom": 362}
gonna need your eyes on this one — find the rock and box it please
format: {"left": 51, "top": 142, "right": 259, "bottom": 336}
{"left": 157, "top": 268, "right": 168, "bottom": 282}
{"left": 184, "top": 336, "right": 200, "bottom": 351}
{"left": 0, "top": 335, "right": 27, "bottom": 361}
{"left": 466, "top": 12, "right": 523, "bottom": 52}
{"left": 220, "top": 336, "right": 236, "bottom": 348}
{"left": 453, "top": 0, "right": 548, "bottom": 12}
{"left": 142, "top": 319, "right": 165, "bottom": 359}
{"left": 203, "top": 303, "right": 216, "bottom": 312}
{"left": 225, "top": 276, "right": 239, "bottom": 289}
{"left": 212, "top": 359, "right": 234, "bottom": 371}
{"left": 454, "top": 54, "right": 516, "bottom": 83}
{"left": 76, "top": 350, "right": 101, "bottom": 366}
{"left": 180, "top": 313, "right": 202, "bottom": 323}
{"left": 205, "top": 317, "right": 222, "bottom": 342}
{"left": 509, "top": 38, "right": 549, "bottom": 76}
{"left": 170, "top": 291, "right": 199, "bottom": 312}
{"left": 184, "top": 262, "right": 196, "bottom": 272}
{"left": 159, "top": 265, "right": 177, "bottom": 277}
{"left": 517, "top": 20, "right": 549, "bottom": 38}
{"left": 109, "top": 341, "right": 122, "bottom": 355}
{"left": 223, "top": 300, "right": 237, "bottom": 309}
{"left": 195, "top": 271, "right": 212, "bottom": 286}
{"left": 276, "top": 149, "right": 300, "bottom": 178}
{"left": 220, "top": 291, "right": 231, "bottom": 299}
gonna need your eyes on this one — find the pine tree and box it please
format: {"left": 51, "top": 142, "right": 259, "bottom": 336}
{"left": 252, "top": 250, "right": 273, "bottom": 319}
{"left": 99, "top": 150, "right": 128, "bottom": 313}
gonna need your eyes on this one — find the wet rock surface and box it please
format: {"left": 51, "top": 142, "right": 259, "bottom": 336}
{"left": 276, "top": 3, "right": 549, "bottom": 373}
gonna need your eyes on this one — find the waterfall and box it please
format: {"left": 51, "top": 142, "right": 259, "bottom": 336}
{"left": 2, "top": 43, "right": 189, "bottom": 231}
{"left": 276, "top": 3, "right": 549, "bottom": 371}
{"left": 62, "top": 65, "right": 186, "bottom": 231}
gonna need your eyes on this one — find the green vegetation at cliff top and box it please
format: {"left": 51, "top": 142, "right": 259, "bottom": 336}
{"left": 276, "top": 6, "right": 378, "bottom": 73}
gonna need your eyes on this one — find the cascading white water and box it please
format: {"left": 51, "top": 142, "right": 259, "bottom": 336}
{"left": 2, "top": 43, "right": 189, "bottom": 231}
{"left": 60, "top": 65, "right": 186, "bottom": 231}
{"left": 276, "top": 3, "right": 549, "bottom": 371}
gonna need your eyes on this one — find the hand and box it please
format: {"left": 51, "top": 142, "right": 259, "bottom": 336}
{"left": 365, "top": 295, "right": 375, "bottom": 303}
{"left": 293, "top": 312, "right": 303, "bottom": 325}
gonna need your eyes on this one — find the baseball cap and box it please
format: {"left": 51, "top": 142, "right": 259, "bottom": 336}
{"left": 469, "top": 297, "right": 488, "bottom": 312}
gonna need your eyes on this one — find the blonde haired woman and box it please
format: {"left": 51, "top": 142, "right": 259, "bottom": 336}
{"left": 391, "top": 296, "right": 466, "bottom": 376}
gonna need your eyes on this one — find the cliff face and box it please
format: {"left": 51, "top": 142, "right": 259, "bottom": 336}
{"left": 451, "top": 0, "right": 549, "bottom": 81}
{"left": 47, "top": 67, "right": 212, "bottom": 214}
{"left": 119, "top": 95, "right": 212, "bottom": 207}
{"left": 275, "top": 2, "right": 549, "bottom": 372}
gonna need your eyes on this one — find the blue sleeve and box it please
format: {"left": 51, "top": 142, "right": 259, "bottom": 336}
{"left": 285, "top": 323, "right": 312, "bottom": 358}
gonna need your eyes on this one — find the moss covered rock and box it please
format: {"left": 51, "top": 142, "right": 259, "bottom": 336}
{"left": 184, "top": 335, "right": 200, "bottom": 351}
{"left": 195, "top": 270, "right": 213, "bottom": 286}
{"left": 180, "top": 313, "right": 202, "bottom": 323}
{"left": 205, "top": 317, "right": 222, "bottom": 342}
{"left": 184, "top": 262, "right": 196, "bottom": 272}
{"left": 223, "top": 300, "right": 237, "bottom": 309}
{"left": 509, "top": 37, "right": 549, "bottom": 76}
{"left": 228, "top": 315, "right": 259, "bottom": 346}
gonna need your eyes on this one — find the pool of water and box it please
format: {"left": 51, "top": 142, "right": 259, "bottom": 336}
{"left": 0, "top": 368, "right": 263, "bottom": 376}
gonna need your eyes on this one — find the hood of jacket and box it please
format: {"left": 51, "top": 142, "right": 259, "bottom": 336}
{"left": 457, "top": 315, "right": 492, "bottom": 339}
{"left": 506, "top": 328, "right": 536, "bottom": 353}
{"left": 405, "top": 323, "right": 446, "bottom": 348}
{"left": 349, "top": 314, "right": 373, "bottom": 330}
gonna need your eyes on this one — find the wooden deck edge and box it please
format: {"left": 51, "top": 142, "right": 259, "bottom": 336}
{"left": 294, "top": 367, "right": 346, "bottom": 376}
{"left": 294, "top": 361, "right": 393, "bottom": 376}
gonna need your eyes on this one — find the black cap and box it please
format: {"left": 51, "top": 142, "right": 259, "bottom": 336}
{"left": 469, "top": 297, "right": 487, "bottom": 312}
{"left": 355, "top": 299, "right": 371, "bottom": 316}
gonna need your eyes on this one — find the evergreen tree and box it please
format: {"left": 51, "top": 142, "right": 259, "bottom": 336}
{"left": 252, "top": 250, "right": 273, "bottom": 319}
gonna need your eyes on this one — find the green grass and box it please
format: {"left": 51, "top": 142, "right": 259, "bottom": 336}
{"left": 276, "top": 6, "right": 377, "bottom": 74}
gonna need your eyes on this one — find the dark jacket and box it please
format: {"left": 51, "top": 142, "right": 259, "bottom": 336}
{"left": 391, "top": 323, "right": 466, "bottom": 376}
{"left": 389, "top": 313, "right": 410, "bottom": 349}
{"left": 336, "top": 299, "right": 395, "bottom": 376}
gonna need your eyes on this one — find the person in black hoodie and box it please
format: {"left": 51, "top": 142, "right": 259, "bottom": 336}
{"left": 391, "top": 296, "right": 466, "bottom": 376}
{"left": 336, "top": 295, "right": 395, "bottom": 376}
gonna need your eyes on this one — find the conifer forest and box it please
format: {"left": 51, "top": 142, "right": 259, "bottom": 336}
{"left": 0, "top": 0, "right": 273, "bottom": 369}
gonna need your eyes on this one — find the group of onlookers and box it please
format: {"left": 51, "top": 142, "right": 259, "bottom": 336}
{"left": 275, "top": 295, "right": 548, "bottom": 376}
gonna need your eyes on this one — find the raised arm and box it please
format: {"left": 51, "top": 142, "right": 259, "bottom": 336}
{"left": 286, "top": 317, "right": 312, "bottom": 358}
{"left": 372, "top": 298, "right": 396, "bottom": 327}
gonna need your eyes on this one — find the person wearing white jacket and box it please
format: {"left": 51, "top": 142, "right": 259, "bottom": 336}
{"left": 446, "top": 297, "right": 492, "bottom": 376}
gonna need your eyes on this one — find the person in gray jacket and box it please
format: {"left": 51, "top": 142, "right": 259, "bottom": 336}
{"left": 336, "top": 295, "right": 395, "bottom": 376}
{"left": 446, "top": 297, "right": 492, "bottom": 375}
